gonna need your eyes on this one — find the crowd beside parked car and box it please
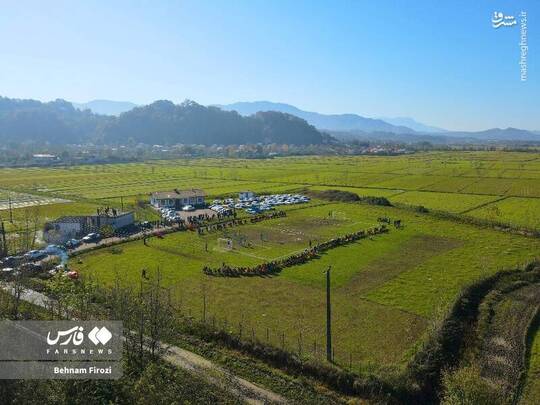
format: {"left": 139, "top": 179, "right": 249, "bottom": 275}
{"left": 0, "top": 231, "right": 107, "bottom": 280}
{"left": 210, "top": 193, "right": 310, "bottom": 215}
{"left": 158, "top": 207, "right": 236, "bottom": 226}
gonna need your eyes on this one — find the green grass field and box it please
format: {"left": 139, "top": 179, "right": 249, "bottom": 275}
{"left": 2, "top": 151, "right": 539, "bottom": 230}
{"left": 1, "top": 151, "right": 540, "bottom": 375}
{"left": 71, "top": 200, "right": 540, "bottom": 371}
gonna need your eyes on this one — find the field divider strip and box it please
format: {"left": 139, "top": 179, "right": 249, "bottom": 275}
{"left": 458, "top": 196, "right": 510, "bottom": 215}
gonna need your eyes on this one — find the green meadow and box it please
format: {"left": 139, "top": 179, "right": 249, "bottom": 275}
{"left": 2, "top": 151, "right": 539, "bottom": 231}
{"left": 1, "top": 151, "right": 539, "bottom": 373}
{"left": 72, "top": 201, "right": 540, "bottom": 370}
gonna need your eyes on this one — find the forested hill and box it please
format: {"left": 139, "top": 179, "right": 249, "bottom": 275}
{"left": 0, "top": 97, "right": 108, "bottom": 144}
{"left": 0, "top": 97, "right": 330, "bottom": 145}
{"left": 102, "top": 100, "right": 329, "bottom": 145}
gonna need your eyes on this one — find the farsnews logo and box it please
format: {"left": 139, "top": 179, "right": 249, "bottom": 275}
{"left": 492, "top": 12, "right": 516, "bottom": 28}
{"left": 47, "top": 325, "right": 112, "bottom": 346}
{"left": 88, "top": 326, "right": 113, "bottom": 345}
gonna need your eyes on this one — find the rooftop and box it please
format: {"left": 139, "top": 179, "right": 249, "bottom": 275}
{"left": 51, "top": 211, "right": 133, "bottom": 223}
{"left": 152, "top": 189, "right": 206, "bottom": 199}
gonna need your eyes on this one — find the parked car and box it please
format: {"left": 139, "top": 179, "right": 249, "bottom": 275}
{"left": 1, "top": 256, "right": 25, "bottom": 267}
{"left": 182, "top": 205, "right": 195, "bottom": 211}
{"left": 24, "top": 250, "right": 47, "bottom": 262}
{"left": 140, "top": 221, "right": 153, "bottom": 230}
{"left": 44, "top": 244, "right": 66, "bottom": 254}
{"left": 20, "top": 262, "right": 43, "bottom": 274}
{"left": 82, "top": 233, "right": 101, "bottom": 243}
{"left": 65, "top": 239, "right": 82, "bottom": 249}
{"left": 1, "top": 267, "right": 15, "bottom": 279}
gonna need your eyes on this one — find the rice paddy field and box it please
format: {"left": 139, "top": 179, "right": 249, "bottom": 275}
{"left": 1, "top": 151, "right": 539, "bottom": 373}
{"left": 1, "top": 151, "right": 540, "bottom": 231}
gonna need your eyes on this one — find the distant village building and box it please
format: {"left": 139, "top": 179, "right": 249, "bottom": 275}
{"left": 150, "top": 189, "right": 206, "bottom": 209}
{"left": 239, "top": 191, "right": 255, "bottom": 200}
{"left": 43, "top": 210, "right": 134, "bottom": 243}
{"left": 32, "top": 154, "right": 58, "bottom": 164}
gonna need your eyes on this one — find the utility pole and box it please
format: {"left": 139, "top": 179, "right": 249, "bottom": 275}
{"left": 326, "top": 265, "right": 332, "bottom": 362}
{"left": 8, "top": 192, "right": 13, "bottom": 223}
{"left": 0, "top": 220, "right": 6, "bottom": 258}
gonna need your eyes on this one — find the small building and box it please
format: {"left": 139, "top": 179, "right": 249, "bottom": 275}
{"left": 43, "top": 211, "right": 134, "bottom": 243}
{"left": 150, "top": 189, "right": 206, "bottom": 210}
{"left": 32, "top": 154, "right": 59, "bottom": 165}
{"left": 239, "top": 191, "right": 255, "bottom": 200}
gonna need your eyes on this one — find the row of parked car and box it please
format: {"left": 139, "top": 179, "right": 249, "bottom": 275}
{"left": 0, "top": 232, "right": 102, "bottom": 278}
{"left": 210, "top": 193, "right": 310, "bottom": 215}
{"left": 159, "top": 205, "right": 195, "bottom": 221}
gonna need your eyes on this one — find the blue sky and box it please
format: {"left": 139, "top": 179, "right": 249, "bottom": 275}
{"left": 0, "top": 0, "right": 537, "bottom": 131}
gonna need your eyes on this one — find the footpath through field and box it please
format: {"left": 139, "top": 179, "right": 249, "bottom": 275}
{"left": 0, "top": 283, "right": 287, "bottom": 404}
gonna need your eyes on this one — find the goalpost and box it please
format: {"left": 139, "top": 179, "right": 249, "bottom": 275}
{"left": 330, "top": 211, "right": 348, "bottom": 220}
{"left": 217, "top": 238, "right": 233, "bottom": 251}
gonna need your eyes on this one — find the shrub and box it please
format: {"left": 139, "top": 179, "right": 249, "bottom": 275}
{"left": 358, "top": 196, "right": 393, "bottom": 206}
{"left": 441, "top": 366, "right": 503, "bottom": 405}
{"left": 306, "top": 189, "right": 360, "bottom": 202}
{"left": 110, "top": 246, "right": 123, "bottom": 255}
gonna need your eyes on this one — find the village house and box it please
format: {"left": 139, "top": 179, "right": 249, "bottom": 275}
{"left": 43, "top": 210, "right": 134, "bottom": 243}
{"left": 150, "top": 189, "right": 206, "bottom": 210}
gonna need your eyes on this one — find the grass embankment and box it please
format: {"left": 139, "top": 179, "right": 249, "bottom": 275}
{"left": 431, "top": 263, "right": 540, "bottom": 404}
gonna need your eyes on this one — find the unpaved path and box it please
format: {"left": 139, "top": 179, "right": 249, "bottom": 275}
{"left": 1, "top": 283, "right": 287, "bottom": 404}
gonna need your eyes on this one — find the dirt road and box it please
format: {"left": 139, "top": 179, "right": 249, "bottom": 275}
{"left": 1, "top": 282, "right": 287, "bottom": 404}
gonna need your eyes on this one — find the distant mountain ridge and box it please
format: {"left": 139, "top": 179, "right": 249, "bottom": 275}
{"left": 376, "top": 116, "right": 447, "bottom": 133}
{"left": 216, "top": 101, "right": 417, "bottom": 134}
{"left": 1, "top": 96, "right": 538, "bottom": 145}
{"left": 102, "top": 100, "right": 330, "bottom": 145}
{"left": 218, "top": 101, "right": 540, "bottom": 142}
{"left": 444, "top": 127, "right": 540, "bottom": 141}
{"left": 72, "top": 100, "right": 138, "bottom": 116}
{"left": 0, "top": 96, "right": 329, "bottom": 145}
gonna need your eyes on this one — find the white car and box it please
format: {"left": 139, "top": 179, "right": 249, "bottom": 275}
{"left": 182, "top": 205, "right": 195, "bottom": 211}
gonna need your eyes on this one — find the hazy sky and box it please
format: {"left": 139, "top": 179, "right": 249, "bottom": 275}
{"left": 0, "top": 0, "right": 538, "bottom": 131}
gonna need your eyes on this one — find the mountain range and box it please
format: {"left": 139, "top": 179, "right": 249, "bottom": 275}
{"left": 1, "top": 96, "right": 538, "bottom": 145}
{"left": 0, "top": 96, "right": 328, "bottom": 145}
{"left": 217, "top": 101, "right": 540, "bottom": 142}
{"left": 217, "top": 101, "right": 418, "bottom": 134}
